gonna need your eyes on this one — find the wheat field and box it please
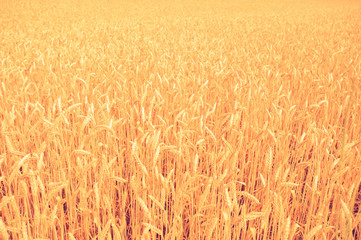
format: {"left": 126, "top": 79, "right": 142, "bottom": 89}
{"left": 0, "top": 0, "right": 361, "bottom": 239}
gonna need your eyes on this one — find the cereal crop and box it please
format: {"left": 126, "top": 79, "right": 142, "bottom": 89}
{"left": 0, "top": 0, "right": 361, "bottom": 239}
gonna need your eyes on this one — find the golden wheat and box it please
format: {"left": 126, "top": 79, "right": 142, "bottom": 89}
{"left": 0, "top": 0, "right": 360, "bottom": 239}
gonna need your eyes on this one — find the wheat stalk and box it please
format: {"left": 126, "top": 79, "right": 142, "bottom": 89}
{"left": 0, "top": 219, "right": 9, "bottom": 240}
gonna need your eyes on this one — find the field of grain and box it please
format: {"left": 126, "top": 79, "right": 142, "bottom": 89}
{"left": 1, "top": 0, "right": 361, "bottom": 239}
